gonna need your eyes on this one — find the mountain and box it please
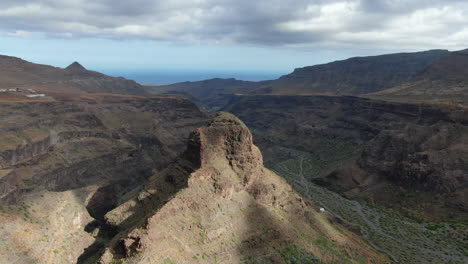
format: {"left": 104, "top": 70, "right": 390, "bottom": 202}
{"left": 86, "top": 112, "right": 388, "bottom": 264}
{"left": 0, "top": 55, "right": 149, "bottom": 98}
{"left": 269, "top": 49, "right": 450, "bottom": 95}
{"left": 368, "top": 49, "right": 468, "bottom": 104}
{"left": 147, "top": 78, "right": 271, "bottom": 110}
{"left": 66, "top": 61, "right": 87, "bottom": 71}
{"left": 147, "top": 49, "right": 452, "bottom": 109}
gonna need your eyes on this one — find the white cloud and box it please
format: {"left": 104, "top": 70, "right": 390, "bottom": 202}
{"left": 0, "top": 0, "right": 467, "bottom": 50}
{"left": 6, "top": 30, "right": 31, "bottom": 38}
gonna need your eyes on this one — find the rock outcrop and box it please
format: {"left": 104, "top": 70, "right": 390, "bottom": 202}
{"left": 91, "top": 113, "right": 388, "bottom": 264}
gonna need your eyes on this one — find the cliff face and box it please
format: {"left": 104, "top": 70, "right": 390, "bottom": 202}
{"left": 89, "top": 113, "right": 388, "bottom": 264}
{"left": 0, "top": 95, "right": 208, "bottom": 264}
{"left": 222, "top": 95, "right": 468, "bottom": 220}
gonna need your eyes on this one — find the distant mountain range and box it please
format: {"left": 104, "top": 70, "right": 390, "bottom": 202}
{"left": 0, "top": 55, "right": 148, "bottom": 100}
{"left": 2, "top": 48, "right": 466, "bottom": 105}
{"left": 149, "top": 49, "right": 468, "bottom": 107}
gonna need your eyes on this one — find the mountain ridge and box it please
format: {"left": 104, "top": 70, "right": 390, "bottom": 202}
{"left": 148, "top": 49, "right": 461, "bottom": 107}
{"left": 88, "top": 112, "right": 389, "bottom": 264}
{"left": 0, "top": 55, "right": 149, "bottom": 98}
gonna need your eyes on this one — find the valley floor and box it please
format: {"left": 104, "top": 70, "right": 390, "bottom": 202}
{"left": 267, "top": 147, "right": 467, "bottom": 264}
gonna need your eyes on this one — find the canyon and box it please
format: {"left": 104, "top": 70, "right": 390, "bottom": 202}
{"left": 0, "top": 49, "right": 467, "bottom": 263}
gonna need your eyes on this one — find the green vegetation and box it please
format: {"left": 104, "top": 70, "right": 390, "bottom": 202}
{"left": 261, "top": 140, "right": 360, "bottom": 180}
{"left": 163, "top": 258, "right": 176, "bottom": 264}
{"left": 279, "top": 245, "right": 321, "bottom": 264}
{"left": 268, "top": 150, "right": 468, "bottom": 264}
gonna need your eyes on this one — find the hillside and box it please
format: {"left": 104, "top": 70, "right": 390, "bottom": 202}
{"left": 368, "top": 49, "right": 468, "bottom": 104}
{"left": 85, "top": 113, "right": 388, "bottom": 264}
{"left": 269, "top": 49, "right": 450, "bottom": 95}
{"left": 0, "top": 55, "right": 149, "bottom": 98}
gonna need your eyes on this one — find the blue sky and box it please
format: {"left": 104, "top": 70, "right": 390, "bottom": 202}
{"left": 0, "top": 35, "right": 384, "bottom": 82}
{"left": 1, "top": 0, "right": 467, "bottom": 83}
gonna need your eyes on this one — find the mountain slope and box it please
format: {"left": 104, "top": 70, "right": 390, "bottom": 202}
{"left": 0, "top": 55, "right": 149, "bottom": 97}
{"left": 368, "top": 49, "right": 468, "bottom": 103}
{"left": 89, "top": 113, "right": 388, "bottom": 264}
{"left": 267, "top": 49, "right": 450, "bottom": 95}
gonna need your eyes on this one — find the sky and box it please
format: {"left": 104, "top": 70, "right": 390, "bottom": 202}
{"left": 1, "top": 0, "right": 468, "bottom": 82}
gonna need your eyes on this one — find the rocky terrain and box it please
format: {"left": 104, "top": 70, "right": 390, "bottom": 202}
{"left": 1, "top": 50, "right": 467, "bottom": 264}
{"left": 0, "top": 55, "right": 148, "bottom": 99}
{"left": 82, "top": 112, "right": 388, "bottom": 264}
{"left": 222, "top": 95, "right": 468, "bottom": 263}
{"left": 0, "top": 94, "right": 207, "bottom": 264}
{"left": 223, "top": 94, "right": 467, "bottom": 220}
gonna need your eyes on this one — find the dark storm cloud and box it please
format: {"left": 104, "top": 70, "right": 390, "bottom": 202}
{"left": 0, "top": 0, "right": 467, "bottom": 49}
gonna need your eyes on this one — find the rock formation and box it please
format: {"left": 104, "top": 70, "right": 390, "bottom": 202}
{"left": 88, "top": 113, "right": 388, "bottom": 264}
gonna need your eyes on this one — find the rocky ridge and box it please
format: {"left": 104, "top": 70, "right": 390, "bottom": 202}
{"left": 84, "top": 112, "right": 389, "bottom": 264}
{"left": 0, "top": 55, "right": 148, "bottom": 98}
{"left": 369, "top": 49, "right": 468, "bottom": 104}
{"left": 148, "top": 49, "right": 453, "bottom": 108}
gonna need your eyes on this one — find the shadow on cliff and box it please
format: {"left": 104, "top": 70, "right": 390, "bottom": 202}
{"left": 76, "top": 138, "right": 201, "bottom": 264}
{"left": 236, "top": 199, "right": 291, "bottom": 263}
{"left": 236, "top": 198, "right": 321, "bottom": 264}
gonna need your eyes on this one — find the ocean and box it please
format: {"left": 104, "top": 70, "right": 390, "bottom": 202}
{"left": 100, "top": 69, "right": 285, "bottom": 85}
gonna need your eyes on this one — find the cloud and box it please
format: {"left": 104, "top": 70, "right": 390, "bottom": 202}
{"left": 0, "top": 0, "right": 467, "bottom": 50}
{"left": 6, "top": 30, "right": 31, "bottom": 38}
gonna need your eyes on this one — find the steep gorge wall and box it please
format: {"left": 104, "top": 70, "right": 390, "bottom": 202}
{"left": 0, "top": 96, "right": 209, "bottom": 264}
{"left": 0, "top": 96, "right": 208, "bottom": 202}
{"left": 0, "top": 134, "right": 54, "bottom": 169}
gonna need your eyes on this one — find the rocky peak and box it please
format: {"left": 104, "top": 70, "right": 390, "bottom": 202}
{"left": 95, "top": 112, "right": 388, "bottom": 264}
{"left": 185, "top": 112, "right": 264, "bottom": 188}
{"left": 65, "top": 61, "right": 86, "bottom": 71}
